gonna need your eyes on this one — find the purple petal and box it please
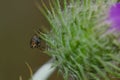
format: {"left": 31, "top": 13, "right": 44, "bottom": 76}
{"left": 108, "top": 2, "right": 120, "bottom": 31}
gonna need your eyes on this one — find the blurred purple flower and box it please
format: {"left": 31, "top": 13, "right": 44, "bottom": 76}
{"left": 108, "top": 2, "right": 120, "bottom": 31}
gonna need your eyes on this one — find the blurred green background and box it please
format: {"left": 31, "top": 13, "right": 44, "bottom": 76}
{"left": 0, "top": 0, "right": 62, "bottom": 80}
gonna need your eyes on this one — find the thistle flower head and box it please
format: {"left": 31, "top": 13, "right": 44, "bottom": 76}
{"left": 40, "top": 0, "right": 120, "bottom": 80}
{"left": 108, "top": 2, "right": 120, "bottom": 31}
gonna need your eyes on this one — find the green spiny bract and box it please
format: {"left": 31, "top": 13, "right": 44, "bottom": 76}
{"left": 39, "top": 0, "right": 120, "bottom": 80}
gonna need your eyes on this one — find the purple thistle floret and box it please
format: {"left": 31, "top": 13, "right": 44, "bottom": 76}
{"left": 108, "top": 2, "right": 120, "bottom": 31}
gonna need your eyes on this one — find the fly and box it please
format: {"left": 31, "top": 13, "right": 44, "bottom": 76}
{"left": 30, "top": 34, "right": 40, "bottom": 48}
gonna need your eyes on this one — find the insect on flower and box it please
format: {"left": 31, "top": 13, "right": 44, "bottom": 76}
{"left": 30, "top": 34, "right": 40, "bottom": 48}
